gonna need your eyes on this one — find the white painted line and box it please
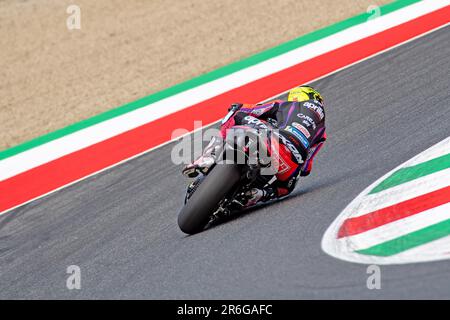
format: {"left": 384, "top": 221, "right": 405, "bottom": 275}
{"left": 0, "top": 120, "right": 219, "bottom": 217}
{"left": 0, "top": 0, "right": 448, "bottom": 181}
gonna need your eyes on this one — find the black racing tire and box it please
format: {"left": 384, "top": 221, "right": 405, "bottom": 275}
{"left": 178, "top": 164, "right": 241, "bottom": 234}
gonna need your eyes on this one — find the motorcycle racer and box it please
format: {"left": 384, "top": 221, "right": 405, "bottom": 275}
{"left": 182, "top": 85, "right": 327, "bottom": 207}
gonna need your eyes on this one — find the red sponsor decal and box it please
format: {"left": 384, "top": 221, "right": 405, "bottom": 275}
{"left": 292, "top": 123, "right": 311, "bottom": 138}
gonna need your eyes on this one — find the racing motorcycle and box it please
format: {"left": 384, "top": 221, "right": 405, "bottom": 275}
{"left": 177, "top": 117, "right": 279, "bottom": 234}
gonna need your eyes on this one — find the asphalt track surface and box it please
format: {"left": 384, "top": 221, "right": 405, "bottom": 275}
{"left": 1, "top": 26, "right": 449, "bottom": 299}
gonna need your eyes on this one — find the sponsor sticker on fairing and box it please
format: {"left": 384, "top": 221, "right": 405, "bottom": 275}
{"left": 244, "top": 116, "right": 268, "bottom": 129}
{"left": 273, "top": 131, "right": 304, "bottom": 164}
{"left": 277, "top": 156, "right": 290, "bottom": 174}
{"left": 292, "top": 122, "right": 311, "bottom": 138}
{"left": 285, "top": 127, "right": 310, "bottom": 149}
{"left": 303, "top": 102, "right": 324, "bottom": 120}
{"left": 296, "top": 115, "right": 317, "bottom": 129}
{"left": 251, "top": 108, "right": 264, "bottom": 116}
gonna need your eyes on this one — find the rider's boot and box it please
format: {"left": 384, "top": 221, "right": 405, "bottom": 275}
{"left": 182, "top": 136, "right": 223, "bottom": 178}
{"left": 244, "top": 187, "right": 276, "bottom": 207}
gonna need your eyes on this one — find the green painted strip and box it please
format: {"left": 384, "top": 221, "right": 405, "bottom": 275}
{"left": 370, "top": 153, "right": 450, "bottom": 194}
{"left": 356, "top": 218, "right": 450, "bottom": 257}
{"left": 0, "top": 0, "right": 421, "bottom": 160}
